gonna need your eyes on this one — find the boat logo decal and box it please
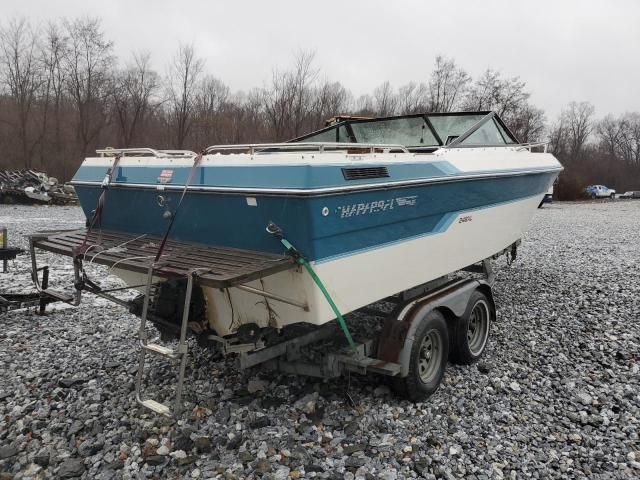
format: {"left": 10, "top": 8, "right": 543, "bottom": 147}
{"left": 336, "top": 195, "right": 417, "bottom": 218}
{"left": 157, "top": 169, "right": 174, "bottom": 184}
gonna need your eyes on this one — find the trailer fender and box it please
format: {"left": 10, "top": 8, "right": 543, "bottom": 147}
{"left": 377, "top": 279, "right": 493, "bottom": 377}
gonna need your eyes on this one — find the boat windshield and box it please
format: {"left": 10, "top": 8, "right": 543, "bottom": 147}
{"left": 292, "top": 111, "right": 518, "bottom": 149}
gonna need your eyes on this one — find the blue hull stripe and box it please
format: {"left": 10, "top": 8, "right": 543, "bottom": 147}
{"left": 315, "top": 195, "right": 528, "bottom": 265}
{"left": 74, "top": 170, "right": 556, "bottom": 262}
{"left": 73, "top": 161, "right": 458, "bottom": 190}
{"left": 74, "top": 160, "right": 558, "bottom": 192}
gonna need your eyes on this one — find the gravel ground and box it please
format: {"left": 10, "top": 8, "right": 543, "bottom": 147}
{"left": 1, "top": 201, "right": 639, "bottom": 480}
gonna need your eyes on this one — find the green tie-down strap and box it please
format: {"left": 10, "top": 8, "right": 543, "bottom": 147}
{"left": 278, "top": 237, "right": 357, "bottom": 352}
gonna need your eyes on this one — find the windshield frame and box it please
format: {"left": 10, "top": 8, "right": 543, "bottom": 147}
{"left": 290, "top": 111, "right": 519, "bottom": 150}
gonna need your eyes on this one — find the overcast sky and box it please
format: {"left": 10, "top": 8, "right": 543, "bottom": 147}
{"left": 7, "top": 0, "right": 640, "bottom": 120}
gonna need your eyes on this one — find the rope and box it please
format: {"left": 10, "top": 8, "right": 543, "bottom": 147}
{"left": 267, "top": 222, "right": 357, "bottom": 352}
{"left": 108, "top": 255, "right": 161, "bottom": 276}
{"left": 75, "top": 153, "right": 123, "bottom": 257}
{"left": 154, "top": 152, "right": 203, "bottom": 262}
{"left": 88, "top": 233, "right": 148, "bottom": 266}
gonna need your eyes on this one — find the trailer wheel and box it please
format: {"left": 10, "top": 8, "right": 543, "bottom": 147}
{"left": 392, "top": 310, "right": 448, "bottom": 402}
{"left": 450, "top": 291, "right": 491, "bottom": 365}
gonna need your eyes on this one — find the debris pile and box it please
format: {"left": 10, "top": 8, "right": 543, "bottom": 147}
{"left": 0, "top": 169, "right": 77, "bottom": 205}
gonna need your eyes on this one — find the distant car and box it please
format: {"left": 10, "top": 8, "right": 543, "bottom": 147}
{"left": 585, "top": 185, "right": 616, "bottom": 199}
{"left": 619, "top": 191, "right": 640, "bottom": 199}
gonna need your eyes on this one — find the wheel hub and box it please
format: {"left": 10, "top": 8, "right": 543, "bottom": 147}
{"left": 467, "top": 300, "right": 489, "bottom": 356}
{"left": 418, "top": 331, "right": 442, "bottom": 383}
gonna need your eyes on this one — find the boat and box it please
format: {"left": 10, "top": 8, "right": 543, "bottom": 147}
{"left": 66, "top": 111, "right": 562, "bottom": 337}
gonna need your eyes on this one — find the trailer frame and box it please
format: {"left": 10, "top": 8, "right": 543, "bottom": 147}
{"left": 27, "top": 227, "right": 504, "bottom": 416}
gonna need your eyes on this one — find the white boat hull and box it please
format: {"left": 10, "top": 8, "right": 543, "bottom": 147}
{"left": 115, "top": 192, "right": 542, "bottom": 335}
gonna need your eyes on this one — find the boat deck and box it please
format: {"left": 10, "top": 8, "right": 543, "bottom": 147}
{"left": 30, "top": 229, "right": 295, "bottom": 288}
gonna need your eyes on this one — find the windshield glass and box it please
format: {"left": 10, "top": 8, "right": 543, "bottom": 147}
{"left": 303, "top": 128, "right": 338, "bottom": 142}
{"left": 350, "top": 116, "right": 437, "bottom": 146}
{"left": 461, "top": 119, "right": 508, "bottom": 145}
{"left": 428, "top": 114, "right": 485, "bottom": 144}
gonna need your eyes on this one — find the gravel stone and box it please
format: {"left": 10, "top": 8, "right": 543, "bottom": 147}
{"left": 193, "top": 436, "right": 212, "bottom": 452}
{"left": 249, "top": 416, "right": 270, "bottom": 429}
{"left": 57, "top": 458, "right": 85, "bottom": 478}
{"left": 156, "top": 445, "right": 169, "bottom": 455}
{"left": 33, "top": 449, "right": 50, "bottom": 467}
{"left": 144, "top": 455, "right": 166, "bottom": 466}
{"left": 247, "top": 378, "right": 269, "bottom": 393}
{"left": 0, "top": 446, "right": 17, "bottom": 460}
{"left": 170, "top": 449, "right": 187, "bottom": 459}
{"left": 293, "top": 392, "right": 318, "bottom": 414}
{"left": 576, "top": 391, "right": 593, "bottom": 405}
{"left": 58, "top": 377, "right": 88, "bottom": 388}
{"left": 1, "top": 202, "right": 639, "bottom": 479}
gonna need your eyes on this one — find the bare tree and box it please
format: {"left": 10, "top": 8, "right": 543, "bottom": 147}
{"left": 289, "top": 51, "right": 317, "bottom": 137}
{"left": 192, "top": 74, "right": 230, "bottom": 145}
{"left": 464, "top": 69, "right": 528, "bottom": 119}
{"left": 112, "top": 52, "right": 159, "bottom": 147}
{"left": 561, "top": 101, "right": 595, "bottom": 161}
{"left": 427, "top": 55, "right": 470, "bottom": 112}
{"left": 600, "top": 113, "right": 640, "bottom": 169}
{"left": 62, "top": 17, "right": 114, "bottom": 156}
{"left": 311, "top": 79, "right": 351, "bottom": 127}
{"left": 39, "top": 20, "right": 68, "bottom": 169}
{"left": 548, "top": 118, "right": 567, "bottom": 157}
{"left": 619, "top": 113, "right": 640, "bottom": 169}
{"left": 508, "top": 104, "right": 546, "bottom": 143}
{"left": 397, "top": 81, "right": 428, "bottom": 114}
{"left": 166, "top": 43, "right": 204, "bottom": 149}
{"left": 263, "top": 50, "right": 317, "bottom": 140}
{"left": 372, "top": 81, "right": 397, "bottom": 116}
{"left": 239, "top": 88, "right": 268, "bottom": 143}
{"left": 0, "top": 18, "right": 43, "bottom": 168}
{"left": 597, "top": 114, "right": 624, "bottom": 160}
{"left": 353, "top": 94, "right": 375, "bottom": 116}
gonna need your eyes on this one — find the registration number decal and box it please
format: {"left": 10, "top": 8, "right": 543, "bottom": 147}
{"left": 157, "top": 169, "right": 174, "bottom": 184}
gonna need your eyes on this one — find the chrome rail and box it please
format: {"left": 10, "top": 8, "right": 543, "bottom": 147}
{"left": 204, "top": 142, "right": 409, "bottom": 155}
{"left": 516, "top": 142, "right": 548, "bottom": 153}
{"left": 96, "top": 148, "right": 197, "bottom": 157}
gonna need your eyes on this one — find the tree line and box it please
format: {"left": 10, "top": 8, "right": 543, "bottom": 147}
{"left": 0, "top": 17, "right": 638, "bottom": 198}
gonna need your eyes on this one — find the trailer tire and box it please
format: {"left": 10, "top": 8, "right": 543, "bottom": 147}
{"left": 449, "top": 291, "right": 491, "bottom": 365}
{"left": 392, "top": 309, "right": 448, "bottom": 402}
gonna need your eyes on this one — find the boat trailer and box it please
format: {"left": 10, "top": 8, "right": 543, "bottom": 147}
{"left": 0, "top": 227, "right": 69, "bottom": 314}
{"left": 28, "top": 228, "right": 504, "bottom": 417}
